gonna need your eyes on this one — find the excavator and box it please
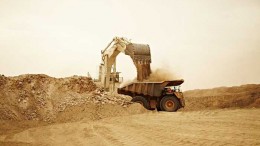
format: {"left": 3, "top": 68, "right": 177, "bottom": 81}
{"left": 99, "top": 37, "right": 185, "bottom": 112}
{"left": 99, "top": 37, "right": 152, "bottom": 91}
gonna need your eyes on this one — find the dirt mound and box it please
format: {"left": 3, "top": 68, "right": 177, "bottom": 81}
{"left": 0, "top": 74, "right": 143, "bottom": 122}
{"left": 183, "top": 84, "right": 260, "bottom": 111}
{"left": 55, "top": 103, "right": 147, "bottom": 123}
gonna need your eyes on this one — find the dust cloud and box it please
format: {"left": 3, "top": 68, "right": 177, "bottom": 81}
{"left": 146, "top": 68, "right": 178, "bottom": 82}
{"left": 119, "top": 67, "right": 178, "bottom": 88}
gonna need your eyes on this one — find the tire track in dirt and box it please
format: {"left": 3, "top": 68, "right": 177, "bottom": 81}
{"left": 93, "top": 109, "right": 260, "bottom": 146}
{"left": 91, "top": 124, "right": 125, "bottom": 146}
{"left": 1, "top": 109, "right": 259, "bottom": 146}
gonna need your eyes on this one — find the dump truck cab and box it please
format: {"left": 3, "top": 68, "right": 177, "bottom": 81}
{"left": 118, "top": 79, "right": 185, "bottom": 112}
{"left": 165, "top": 86, "right": 182, "bottom": 93}
{"left": 162, "top": 85, "right": 185, "bottom": 111}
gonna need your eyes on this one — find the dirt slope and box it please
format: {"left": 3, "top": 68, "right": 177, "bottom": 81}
{"left": 0, "top": 74, "right": 147, "bottom": 137}
{"left": 183, "top": 84, "right": 260, "bottom": 111}
{"left": 0, "top": 74, "right": 136, "bottom": 122}
{"left": 0, "top": 108, "right": 259, "bottom": 146}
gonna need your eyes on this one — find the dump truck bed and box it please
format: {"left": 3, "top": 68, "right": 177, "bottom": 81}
{"left": 118, "top": 79, "right": 184, "bottom": 97}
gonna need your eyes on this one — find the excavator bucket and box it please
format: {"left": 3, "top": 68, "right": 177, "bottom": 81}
{"left": 125, "top": 43, "right": 152, "bottom": 81}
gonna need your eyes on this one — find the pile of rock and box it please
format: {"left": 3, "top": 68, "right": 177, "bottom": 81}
{"left": 90, "top": 88, "right": 132, "bottom": 107}
{"left": 0, "top": 74, "right": 133, "bottom": 122}
{"left": 54, "top": 87, "right": 132, "bottom": 113}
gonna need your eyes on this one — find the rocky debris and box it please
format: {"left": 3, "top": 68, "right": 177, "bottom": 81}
{"left": 0, "top": 74, "right": 133, "bottom": 122}
{"left": 0, "top": 75, "right": 8, "bottom": 88}
{"left": 91, "top": 88, "right": 132, "bottom": 106}
{"left": 54, "top": 88, "right": 132, "bottom": 114}
{"left": 61, "top": 75, "right": 97, "bottom": 93}
{"left": 0, "top": 107, "right": 19, "bottom": 120}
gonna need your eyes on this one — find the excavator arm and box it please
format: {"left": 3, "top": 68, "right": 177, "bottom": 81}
{"left": 99, "top": 37, "right": 152, "bottom": 91}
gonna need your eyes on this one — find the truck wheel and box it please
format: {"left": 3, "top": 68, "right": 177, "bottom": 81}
{"left": 131, "top": 96, "right": 151, "bottom": 110}
{"left": 160, "top": 96, "right": 180, "bottom": 112}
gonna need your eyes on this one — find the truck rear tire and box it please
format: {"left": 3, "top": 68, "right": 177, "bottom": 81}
{"left": 160, "top": 96, "right": 180, "bottom": 112}
{"left": 131, "top": 96, "right": 151, "bottom": 110}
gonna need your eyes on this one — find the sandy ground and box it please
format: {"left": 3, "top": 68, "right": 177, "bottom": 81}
{"left": 0, "top": 108, "right": 259, "bottom": 146}
{"left": 1, "top": 75, "right": 259, "bottom": 145}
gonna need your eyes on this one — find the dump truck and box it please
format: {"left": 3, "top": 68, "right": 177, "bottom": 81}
{"left": 118, "top": 79, "right": 185, "bottom": 112}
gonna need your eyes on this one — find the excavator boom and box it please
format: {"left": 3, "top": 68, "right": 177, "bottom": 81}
{"left": 99, "top": 37, "right": 152, "bottom": 91}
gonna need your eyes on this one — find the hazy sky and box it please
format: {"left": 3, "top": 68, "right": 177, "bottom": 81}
{"left": 0, "top": 0, "right": 259, "bottom": 90}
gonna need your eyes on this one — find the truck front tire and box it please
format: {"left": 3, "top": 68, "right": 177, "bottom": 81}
{"left": 160, "top": 96, "right": 180, "bottom": 112}
{"left": 131, "top": 96, "right": 151, "bottom": 110}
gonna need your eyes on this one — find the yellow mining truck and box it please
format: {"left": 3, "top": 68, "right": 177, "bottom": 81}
{"left": 118, "top": 80, "right": 185, "bottom": 112}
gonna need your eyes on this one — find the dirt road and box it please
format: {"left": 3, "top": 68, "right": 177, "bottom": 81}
{"left": 1, "top": 108, "right": 259, "bottom": 146}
